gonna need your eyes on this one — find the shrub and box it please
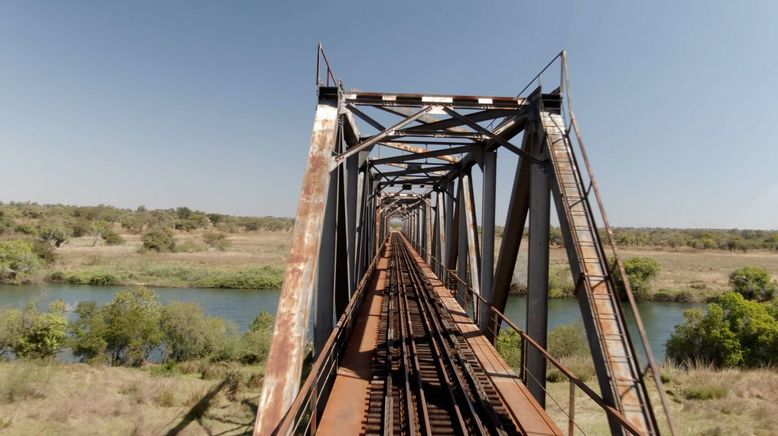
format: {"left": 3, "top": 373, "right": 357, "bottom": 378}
{"left": 548, "top": 266, "right": 574, "bottom": 298}
{"left": 548, "top": 323, "right": 588, "bottom": 358}
{"left": 160, "top": 302, "right": 227, "bottom": 362}
{"left": 614, "top": 256, "right": 661, "bottom": 300}
{"left": 69, "top": 301, "right": 108, "bottom": 363}
{"left": 0, "top": 241, "right": 42, "bottom": 282}
{"left": 666, "top": 292, "right": 778, "bottom": 367}
{"left": 240, "top": 312, "right": 275, "bottom": 364}
{"left": 100, "top": 288, "right": 163, "bottom": 366}
{"left": 141, "top": 227, "right": 176, "bottom": 252}
{"left": 729, "top": 266, "right": 776, "bottom": 301}
{"left": 202, "top": 231, "right": 231, "bottom": 251}
{"left": 495, "top": 329, "right": 522, "bottom": 370}
{"left": 0, "top": 308, "right": 22, "bottom": 357}
{"left": 102, "top": 229, "right": 124, "bottom": 246}
{"left": 39, "top": 225, "right": 69, "bottom": 247}
{"left": 682, "top": 384, "right": 727, "bottom": 400}
{"left": 12, "top": 301, "right": 68, "bottom": 359}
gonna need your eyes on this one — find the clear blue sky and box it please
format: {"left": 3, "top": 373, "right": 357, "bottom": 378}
{"left": 1, "top": 1, "right": 776, "bottom": 229}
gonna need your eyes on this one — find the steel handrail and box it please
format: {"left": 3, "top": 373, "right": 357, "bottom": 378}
{"left": 275, "top": 236, "right": 389, "bottom": 435}
{"left": 414, "top": 242, "right": 645, "bottom": 436}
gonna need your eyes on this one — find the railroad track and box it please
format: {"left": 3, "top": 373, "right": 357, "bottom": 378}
{"left": 364, "top": 234, "right": 520, "bottom": 436}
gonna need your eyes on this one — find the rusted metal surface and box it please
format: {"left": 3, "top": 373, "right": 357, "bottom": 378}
{"left": 259, "top": 45, "right": 676, "bottom": 436}
{"left": 254, "top": 101, "right": 338, "bottom": 436}
{"left": 541, "top": 109, "right": 655, "bottom": 435}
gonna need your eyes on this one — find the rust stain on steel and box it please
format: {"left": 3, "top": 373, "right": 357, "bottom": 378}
{"left": 254, "top": 103, "right": 339, "bottom": 436}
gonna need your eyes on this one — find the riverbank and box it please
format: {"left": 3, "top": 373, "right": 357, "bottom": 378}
{"left": 503, "top": 241, "right": 778, "bottom": 302}
{"left": 2, "top": 229, "right": 287, "bottom": 289}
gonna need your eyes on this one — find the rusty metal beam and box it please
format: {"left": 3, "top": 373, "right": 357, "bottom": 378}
{"left": 255, "top": 101, "right": 339, "bottom": 436}
{"left": 462, "top": 172, "right": 481, "bottom": 296}
{"left": 337, "top": 107, "right": 432, "bottom": 164}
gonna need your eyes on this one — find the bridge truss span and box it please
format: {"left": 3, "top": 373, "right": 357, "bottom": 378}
{"left": 255, "top": 46, "right": 677, "bottom": 436}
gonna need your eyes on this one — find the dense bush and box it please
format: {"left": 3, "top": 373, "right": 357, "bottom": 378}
{"left": 614, "top": 256, "right": 661, "bottom": 300}
{"left": 666, "top": 292, "right": 778, "bottom": 368}
{"left": 548, "top": 323, "right": 588, "bottom": 358}
{"left": 0, "top": 241, "right": 42, "bottom": 282}
{"left": 68, "top": 289, "right": 276, "bottom": 367}
{"left": 141, "top": 227, "right": 176, "bottom": 252}
{"left": 39, "top": 225, "right": 69, "bottom": 247}
{"left": 0, "top": 301, "right": 68, "bottom": 359}
{"left": 729, "top": 266, "right": 776, "bottom": 301}
{"left": 495, "top": 329, "right": 522, "bottom": 370}
{"left": 160, "top": 302, "right": 228, "bottom": 362}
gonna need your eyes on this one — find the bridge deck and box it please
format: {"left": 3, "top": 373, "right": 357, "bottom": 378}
{"left": 318, "top": 235, "right": 562, "bottom": 435}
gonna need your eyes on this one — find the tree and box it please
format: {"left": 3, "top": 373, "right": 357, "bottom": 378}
{"left": 666, "top": 292, "right": 778, "bottom": 367}
{"left": 160, "top": 302, "right": 227, "bottom": 362}
{"left": 39, "top": 225, "right": 69, "bottom": 247}
{"left": 101, "top": 288, "right": 163, "bottom": 366}
{"left": 0, "top": 240, "right": 41, "bottom": 282}
{"left": 614, "top": 256, "right": 661, "bottom": 300}
{"left": 0, "top": 308, "right": 22, "bottom": 357}
{"left": 69, "top": 301, "right": 108, "bottom": 363}
{"left": 141, "top": 227, "right": 176, "bottom": 252}
{"left": 240, "top": 311, "right": 275, "bottom": 364}
{"left": 13, "top": 301, "right": 68, "bottom": 359}
{"left": 729, "top": 266, "right": 776, "bottom": 301}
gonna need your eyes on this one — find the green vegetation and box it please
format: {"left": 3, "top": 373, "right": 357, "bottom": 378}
{"left": 66, "top": 288, "right": 277, "bottom": 367}
{"left": 729, "top": 266, "right": 777, "bottom": 301}
{"left": 0, "top": 241, "right": 42, "bottom": 282}
{"left": 141, "top": 226, "right": 177, "bottom": 252}
{"left": 681, "top": 383, "right": 728, "bottom": 400}
{"left": 202, "top": 231, "right": 231, "bottom": 251}
{"left": 0, "top": 301, "right": 68, "bottom": 359}
{"left": 666, "top": 292, "right": 778, "bottom": 368}
{"left": 614, "top": 256, "right": 661, "bottom": 300}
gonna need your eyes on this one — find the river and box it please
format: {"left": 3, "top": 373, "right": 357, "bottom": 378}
{"left": 0, "top": 284, "right": 704, "bottom": 361}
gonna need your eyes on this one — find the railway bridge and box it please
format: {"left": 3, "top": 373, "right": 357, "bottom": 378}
{"left": 254, "top": 47, "right": 677, "bottom": 435}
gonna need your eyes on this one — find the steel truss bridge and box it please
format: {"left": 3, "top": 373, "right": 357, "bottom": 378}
{"left": 254, "top": 47, "right": 677, "bottom": 436}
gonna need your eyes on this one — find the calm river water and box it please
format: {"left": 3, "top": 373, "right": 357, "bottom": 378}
{"left": 0, "top": 284, "right": 704, "bottom": 361}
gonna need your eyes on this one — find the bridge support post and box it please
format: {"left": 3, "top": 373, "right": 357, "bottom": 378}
{"left": 479, "top": 151, "right": 496, "bottom": 331}
{"left": 526, "top": 148, "right": 551, "bottom": 407}
{"left": 462, "top": 172, "right": 481, "bottom": 297}
{"left": 314, "top": 164, "right": 338, "bottom": 354}
{"left": 255, "top": 100, "right": 339, "bottom": 436}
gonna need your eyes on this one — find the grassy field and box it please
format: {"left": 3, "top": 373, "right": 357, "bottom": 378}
{"left": 0, "top": 360, "right": 263, "bottom": 435}
{"left": 33, "top": 229, "right": 290, "bottom": 289}
{"left": 500, "top": 238, "right": 778, "bottom": 302}
{"left": 12, "top": 224, "right": 777, "bottom": 299}
{"left": 543, "top": 362, "right": 778, "bottom": 435}
{"left": 1, "top": 359, "right": 776, "bottom": 435}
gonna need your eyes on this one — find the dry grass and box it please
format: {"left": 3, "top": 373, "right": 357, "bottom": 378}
{"left": 542, "top": 362, "right": 778, "bottom": 435}
{"left": 0, "top": 361, "right": 262, "bottom": 435}
{"left": 494, "top": 236, "right": 778, "bottom": 301}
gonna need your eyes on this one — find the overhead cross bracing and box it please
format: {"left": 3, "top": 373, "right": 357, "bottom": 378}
{"left": 255, "top": 45, "right": 678, "bottom": 435}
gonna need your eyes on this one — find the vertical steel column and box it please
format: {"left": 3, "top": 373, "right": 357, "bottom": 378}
{"left": 462, "top": 172, "right": 481, "bottom": 296}
{"left": 526, "top": 155, "right": 551, "bottom": 407}
{"left": 488, "top": 132, "right": 532, "bottom": 340}
{"left": 334, "top": 165, "right": 349, "bottom": 318}
{"left": 313, "top": 164, "right": 338, "bottom": 354}
{"left": 479, "top": 151, "right": 496, "bottom": 330}
{"left": 425, "top": 197, "right": 433, "bottom": 264}
{"left": 456, "top": 177, "right": 468, "bottom": 299}
{"left": 444, "top": 182, "right": 455, "bottom": 269}
{"left": 437, "top": 190, "right": 447, "bottom": 278}
{"left": 446, "top": 181, "right": 460, "bottom": 272}
{"left": 345, "top": 154, "right": 359, "bottom": 295}
{"left": 255, "top": 101, "right": 338, "bottom": 436}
